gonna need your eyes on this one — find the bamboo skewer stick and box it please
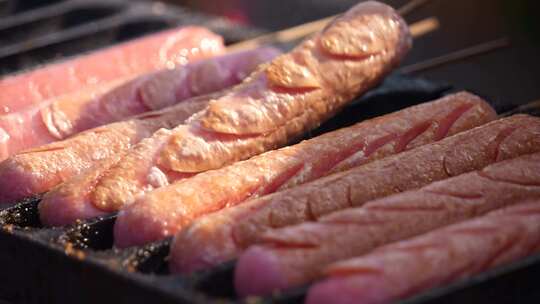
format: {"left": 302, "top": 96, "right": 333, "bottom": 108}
{"left": 228, "top": 0, "right": 436, "bottom": 51}
{"left": 228, "top": 16, "right": 439, "bottom": 51}
{"left": 227, "top": 15, "right": 336, "bottom": 51}
{"left": 407, "top": 17, "right": 439, "bottom": 38}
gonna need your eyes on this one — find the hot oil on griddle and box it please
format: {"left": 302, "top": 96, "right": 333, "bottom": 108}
{"left": 1, "top": 1, "right": 539, "bottom": 304}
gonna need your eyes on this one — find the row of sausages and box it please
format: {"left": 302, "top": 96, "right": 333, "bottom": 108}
{"left": 1, "top": 1, "right": 539, "bottom": 303}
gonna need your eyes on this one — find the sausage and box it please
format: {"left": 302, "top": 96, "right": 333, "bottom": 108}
{"left": 306, "top": 200, "right": 540, "bottom": 304}
{"left": 168, "top": 91, "right": 495, "bottom": 273}
{"left": 234, "top": 152, "right": 540, "bottom": 295}
{"left": 0, "top": 96, "right": 206, "bottom": 206}
{"left": 0, "top": 27, "right": 224, "bottom": 114}
{"left": 171, "top": 114, "right": 540, "bottom": 277}
{"left": 110, "top": 1, "right": 412, "bottom": 247}
{"left": 0, "top": 48, "right": 280, "bottom": 160}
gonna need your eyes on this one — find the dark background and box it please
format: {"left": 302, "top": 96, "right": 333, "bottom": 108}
{"left": 165, "top": 0, "right": 540, "bottom": 108}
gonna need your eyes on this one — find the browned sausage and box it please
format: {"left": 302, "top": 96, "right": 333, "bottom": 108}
{"left": 171, "top": 114, "right": 540, "bottom": 277}
{"left": 234, "top": 152, "right": 540, "bottom": 295}
{"left": 169, "top": 91, "right": 495, "bottom": 273}
{"left": 306, "top": 199, "right": 540, "bottom": 304}
{"left": 112, "top": 1, "right": 412, "bottom": 248}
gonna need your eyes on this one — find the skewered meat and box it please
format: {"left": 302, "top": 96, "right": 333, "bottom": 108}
{"left": 0, "top": 48, "right": 280, "bottom": 160}
{"left": 111, "top": 0, "right": 412, "bottom": 247}
{"left": 168, "top": 92, "right": 495, "bottom": 272}
{"left": 0, "top": 49, "right": 278, "bottom": 205}
{"left": 0, "top": 27, "right": 224, "bottom": 114}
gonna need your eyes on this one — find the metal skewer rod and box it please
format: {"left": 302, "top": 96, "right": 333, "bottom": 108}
{"left": 400, "top": 37, "right": 510, "bottom": 74}
{"left": 398, "top": 0, "right": 433, "bottom": 16}
{"left": 500, "top": 99, "right": 540, "bottom": 117}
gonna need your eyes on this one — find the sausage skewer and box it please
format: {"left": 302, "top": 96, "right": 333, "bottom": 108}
{"left": 0, "top": 49, "right": 278, "bottom": 205}
{"left": 0, "top": 27, "right": 225, "bottom": 114}
{"left": 107, "top": 0, "right": 412, "bottom": 247}
{"left": 0, "top": 48, "right": 280, "bottom": 161}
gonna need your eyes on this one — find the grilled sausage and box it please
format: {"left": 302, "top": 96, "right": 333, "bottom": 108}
{"left": 168, "top": 91, "right": 495, "bottom": 272}
{"left": 171, "top": 114, "right": 540, "bottom": 277}
{"left": 0, "top": 27, "right": 224, "bottom": 114}
{"left": 0, "top": 48, "right": 280, "bottom": 160}
{"left": 306, "top": 200, "right": 540, "bottom": 304}
{"left": 111, "top": 1, "right": 412, "bottom": 247}
{"left": 234, "top": 152, "right": 540, "bottom": 295}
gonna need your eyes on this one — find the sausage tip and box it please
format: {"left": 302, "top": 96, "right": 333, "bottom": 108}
{"left": 235, "top": 246, "right": 287, "bottom": 297}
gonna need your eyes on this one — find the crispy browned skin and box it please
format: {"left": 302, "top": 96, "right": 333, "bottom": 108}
{"left": 306, "top": 200, "right": 540, "bottom": 304}
{"left": 170, "top": 114, "right": 540, "bottom": 273}
{"left": 234, "top": 152, "right": 540, "bottom": 294}
{"left": 168, "top": 91, "right": 496, "bottom": 272}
